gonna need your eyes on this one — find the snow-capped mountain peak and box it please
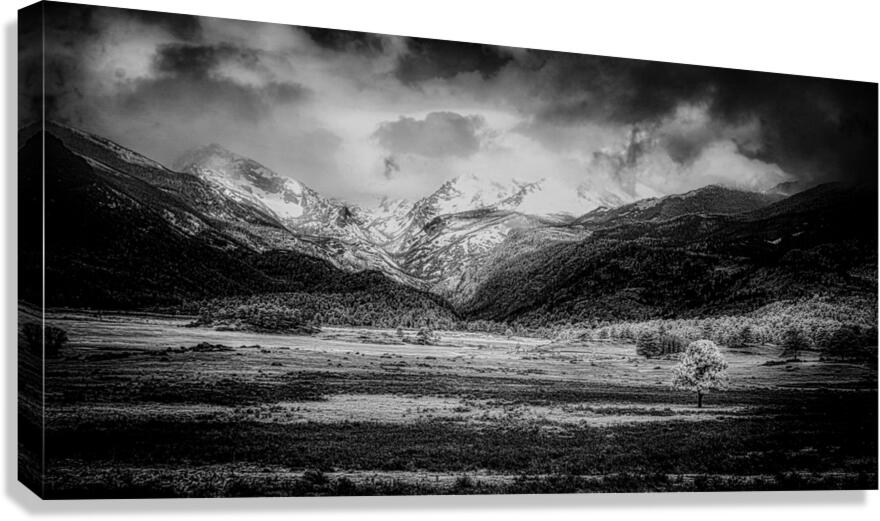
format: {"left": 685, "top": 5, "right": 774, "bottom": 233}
{"left": 173, "top": 144, "right": 420, "bottom": 284}
{"left": 173, "top": 144, "right": 313, "bottom": 220}
{"left": 406, "top": 172, "right": 650, "bottom": 225}
{"left": 425, "top": 173, "right": 537, "bottom": 215}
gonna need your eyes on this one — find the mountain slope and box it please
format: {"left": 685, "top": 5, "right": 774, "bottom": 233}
{"left": 462, "top": 182, "right": 877, "bottom": 325}
{"left": 174, "top": 144, "right": 361, "bottom": 233}
{"left": 434, "top": 186, "right": 779, "bottom": 305}
{"left": 27, "top": 123, "right": 873, "bottom": 327}
{"left": 398, "top": 209, "right": 577, "bottom": 303}
{"left": 22, "top": 130, "right": 455, "bottom": 317}
{"left": 173, "top": 144, "right": 418, "bottom": 285}
{"left": 572, "top": 185, "right": 783, "bottom": 228}
{"left": 361, "top": 196, "right": 413, "bottom": 239}
{"left": 383, "top": 173, "right": 621, "bottom": 299}
{"left": 26, "top": 132, "right": 277, "bottom": 307}
{"left": 393, "top": 172, "right": 636, "bottom": 246}
{"left": 41, "top": 122, "right": 299, "bottom": 252}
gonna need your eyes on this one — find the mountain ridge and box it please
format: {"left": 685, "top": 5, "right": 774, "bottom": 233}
{"left": 461, "top": 182, "right": 876, "bottom": 325}
{"left": 28, "top": 123, "right": 868, "bottom": 328}
{"left": 21, "top": 129, "right": 456, "bottom": 320}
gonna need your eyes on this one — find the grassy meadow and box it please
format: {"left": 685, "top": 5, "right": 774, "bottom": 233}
{"left": 26, "top": 310, "right": 878, "bottom": 497}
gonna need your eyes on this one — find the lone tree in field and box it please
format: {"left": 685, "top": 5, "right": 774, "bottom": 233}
{"left": 672, "top": 340, "right": 729, "bottom": 408}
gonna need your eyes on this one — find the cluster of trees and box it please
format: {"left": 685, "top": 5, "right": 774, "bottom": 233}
{"left": 189, "top": 289, "right": 460, "bottom": 331}
{"left": 192, "top": 302, "right": 320, "bottom": 333}
{"left": 583, "top": 295, "right": 876, "bottom": 357}
{"left": 187, "top": 293, "right": 599, "bottom": 338}
{"left": 635, "top": 329, "right": 689, "bottom": 358}
{"left": 187, "top": 291, "right": 877, "bottom": 357}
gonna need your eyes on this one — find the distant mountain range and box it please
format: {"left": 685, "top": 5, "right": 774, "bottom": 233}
{"left": 20, "top": 123, "right": 877, "bottom": 325}
{"left": 167, "top": 139, "right": 656, "bottom": 299}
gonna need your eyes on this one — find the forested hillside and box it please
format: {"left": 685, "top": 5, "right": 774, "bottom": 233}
{"left": 463, "top": 183, "right": 876, "bottom": 326}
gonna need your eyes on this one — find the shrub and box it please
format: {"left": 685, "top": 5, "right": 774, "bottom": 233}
{"left": 453, "top": 475, "right": 474, "bottom": 489}
{"left": 301, "top": 469, "right": 328, "bottom": 486}
{"left": 412, "top": 327, "right": 440, "bottom": 345}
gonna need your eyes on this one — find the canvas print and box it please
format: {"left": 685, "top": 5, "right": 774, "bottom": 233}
{"left": 18, "top": 1, "right": 878, "bottom": 498}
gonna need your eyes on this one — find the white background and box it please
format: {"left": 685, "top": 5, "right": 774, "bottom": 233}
{"left": 0, "top": 0, "right": 878, "bottom": 519}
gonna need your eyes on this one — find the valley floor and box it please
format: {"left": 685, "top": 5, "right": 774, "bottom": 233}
{"left": 25, "top": 311, "right": 879, "bottom": 497}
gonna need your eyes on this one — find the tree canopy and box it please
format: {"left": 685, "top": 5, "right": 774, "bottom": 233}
{"left": 672, "top": 340, "right": 729, "bottom": 407}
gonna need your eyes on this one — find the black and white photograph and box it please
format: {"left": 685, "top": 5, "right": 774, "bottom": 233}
{"left": 15, "top": 0, "right": 879, "bottom": 499}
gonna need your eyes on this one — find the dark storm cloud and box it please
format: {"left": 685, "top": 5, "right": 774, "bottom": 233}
{"left": 20, "top": 1, "right": 876, "bottom": 198}
{"left": 42, "top": 3, "right": 307, "bottom": 107}
{"left": 118, "top": 77, "right": 307, "bottom": 121}
{"left": 115, "top": 43, "right": 309, "bottom": 121}
{"left": 707, "top": 72, "right": 877, "bottom": 183}
{"left": 44, "top": 2, "right": 201, "bottom": 44}
{"left": 301, "top": 26, "right": 387, "bottom": 54}
{"left": 152, "top": 43, "right": 260, "bottom": 76}
{"left": 525, "top": 52, "right": 878, "bottom": 182}
{"left": 43, "top": 53, "right": 88, "bottom": 125}
{"left": 17, "top": 3, "right": 43, "bottom": 128}
{"left": 20, "top": 2, "right": 106, "bottom": 126}
{"left": 662, "top": 129, "right": 711, "bottom": 165}
{"left": 395, "top": 38, "right": 512, "bottom": 85}
{"left": 27, "top": 3, "right": 211, "bottom": 126}
{"left": 124, "top": 8, "right": 202, "bottom": 41}
{"left": 531, "top": 55, "right": 716, "bottom": 124}
{"left": 374, "top": 112, "right": 486, "bottom": 158}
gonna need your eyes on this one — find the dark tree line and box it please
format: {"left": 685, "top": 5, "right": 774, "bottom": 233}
{"left": 188, "top": 289, "right": 461, "bottom": 331}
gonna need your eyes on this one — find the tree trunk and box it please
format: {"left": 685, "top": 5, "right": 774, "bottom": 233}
{"left": 697, "top": 391, "right": 703, "bottom": 408}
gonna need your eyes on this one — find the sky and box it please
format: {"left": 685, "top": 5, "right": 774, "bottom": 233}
{"left": 21, "top": 2, "right": 878, "bottom": 205}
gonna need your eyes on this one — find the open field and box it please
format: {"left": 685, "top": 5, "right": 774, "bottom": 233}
{"left": 31, "top": 311, "right": 878, "bottom": 497}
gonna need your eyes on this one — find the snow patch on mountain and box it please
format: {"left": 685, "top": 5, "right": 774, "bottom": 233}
{"left": 174, "top": 144, "right": 311, "bottom": 221}
{"left": 173, "top": 144, "right": 420, "bottom": 282}
{"left": 171, "top": 143, "right": 676, "bottom": 298}
{"left": 429, "top": 173, "right": 524, "bottom": 215}
{"left": 407, "top": 172, "right": 659, "bottom": 228}
{"left": 361, "top": 196, "right": 413, "bottom": 239}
